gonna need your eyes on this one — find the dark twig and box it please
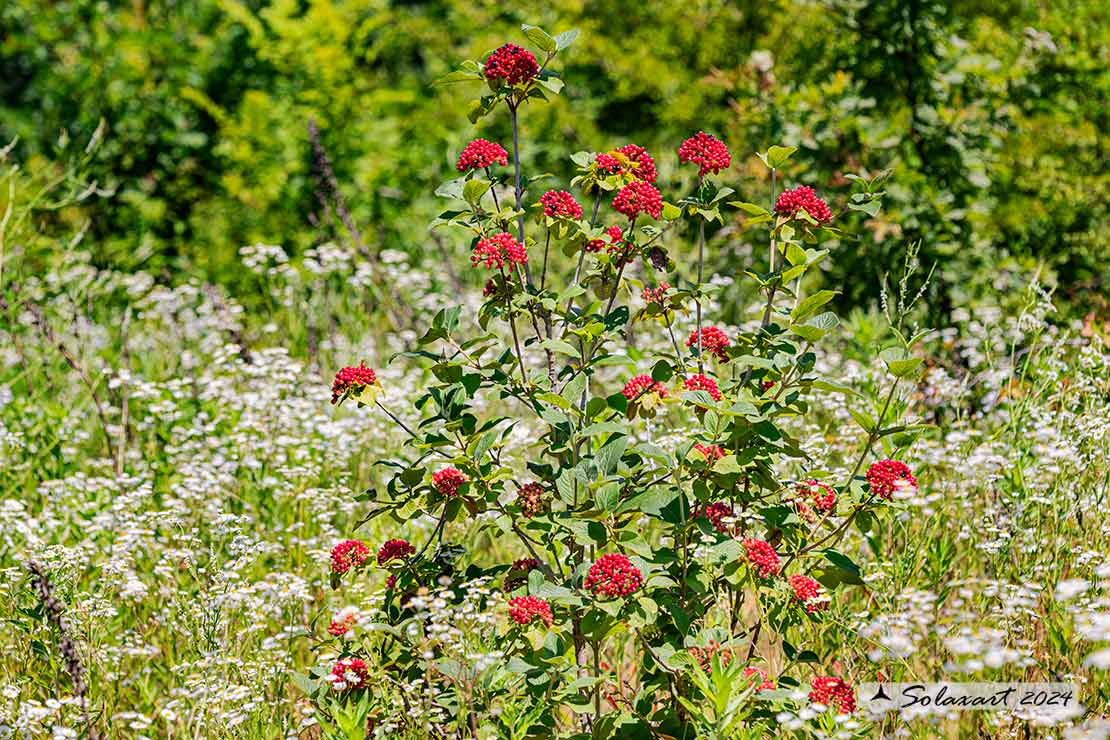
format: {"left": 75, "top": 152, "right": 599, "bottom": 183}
{"left": 307, "top": 118, "right": 410, "bottom": 327}
{"left": 26, "top": 561, "right": 99, "bottom": 739}
{"left": 27, "top": 302, "right": 116, "bottom": 463}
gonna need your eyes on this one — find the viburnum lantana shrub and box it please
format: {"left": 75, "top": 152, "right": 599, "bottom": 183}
{"left": 300, "top": 24, "right": 927, "bottom": 740}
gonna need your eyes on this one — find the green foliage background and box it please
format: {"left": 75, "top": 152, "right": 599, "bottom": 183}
{"left": 2, "top": 0, "right": 1106, "bottom": 314}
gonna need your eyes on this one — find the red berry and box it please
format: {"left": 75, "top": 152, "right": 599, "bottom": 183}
{"left": 642, "top": 282, "right": 670, "bottom": 304}
{"left": 539, "top": 190, "right": 583, "bottom": 219}
{"left": 517, "top": 483, "right": 549, "bottom": 518}
{"left": 678, "top": 131, "right": 731, "bottom": 177}
{"left": 508, "top": 595, "right": 553, "bottom": 626}
{"left": 621, "top": 374, "right": 668, "bottom": 401}
{"left": 774, "top": 186, "right": 832, "bottom": 224}
{"left": 472, "top": 232, "right": 527, "bottom": 270}
{"left": 584, "top": 553, "right": 643, "bottom": 599}
{"left": 457, "top": 139, "right": 508, "bottom": 171}
{"left": 809, "top": 676, "right": 855, "bottom": 714}
{"left": 376, "top": 538, "right": 415, "bottom": 566}
{"left": 433, "top": 467, "right": 469, "bottom": 496}
{"left": 326, "top": 657, "right": 371, "bottom": 692}
{"left": 330, "top": 363, "right": 378, "bottom": 405}
{"left": 743, "top": 666, "right": 776, "bottom": 691}
{"left": 694, "top": 443, "right": 726, "bottom": 463}
{"left": 612, "top": 181, "right": 662, "bottom": 220}
{"left": 683, "top": 373, "right": 722, "bottom": 401}
{"left": 595, "top": 145, "right": 657, "bottom": 183}
{"left": 865, "top": 459, "right": 917, "bottom": 500}
{"left": 701, "top": 501, "right": 736, "bottom": 535}
{"left": 789, "top": 574, "right": 829, "bottom": 613}
{"left": 686, "top": 327, "right": 732, "bottom": 362}
{"left": 484, "top": 43, "right": 539, "bottom": 86}
{"left": 330, "top": 539, "right": 371, "bottom": 574}
{"left": 742, "top": 538, "right": 780, "bottom": 579}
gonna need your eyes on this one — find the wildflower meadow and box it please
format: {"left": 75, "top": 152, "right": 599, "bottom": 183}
{"left": 1, "top": 8, "right": 1109, "bottom": 740}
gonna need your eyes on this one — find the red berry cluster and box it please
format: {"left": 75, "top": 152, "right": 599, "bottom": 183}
{"left": 694, "top": 443, "right": 726, "bottom": 463}
{"left": 595, "top": 145, "right": 657, "bottom": 183}
{"left": 376, "top": 538, "right": 415, "bottom": 566}
{"left": 585, "top": 225, "right": 626, "bottom": 255}
{"left": 642, "top": 282, "right": 670, "bottom": 304}
{"left": 743, "top": 666, "right": 776, "bottom": 691}
{"left": 433, "top": 467, "right": 469, "bottom": 496}
{"left": 677, "top": 131, "right": 732, "bottom": 177}
{"left": 774, "top": 185, "right": 833, "bottom": 224}
{"left": 327, "top": 610, "right": 358, "bottom": 637}
{"left": 330, "top": 539, "right": 371, "bottom": 574}
{"left": 517, "top": 482, "right": 549, "bottom": 518}
{"left": 792, "top": 479, "right": 837, "bottom": 522}
{"left": 809, "top": 676, "right": 856, "bottom": 714}
{"left": 789, "top": 574, "right": 829, "bottom": 614}
{"left": 622, "top": 374, "right": 668, "bottom": 401}
{"left": 683, "top": 373, "right": 722, "bottom": 401}
{"left": 456, "top": 138, "right": 508, "bottom": 172}
{"left": 612, "top": 181, "right": 662, "bottom": 220}
{"left": 686, "top": 326, "right": 732, "bottom": 362}
{"left": 484, "top": 43, "right": 539, "bottom": 85}
{"left": 327, "top": 657, "right": 371, "bottom": 692}
{"left": 701, "top": 501, "right": 736, "bottom": 535}
{"left": 688, "top": 640, "right": 735, "bottom": 671}
{"left": 584, "top": 553, "right": 643, "bottom": 599}
{"left": 472, "top": 232, "right": 528, "bottom": 270}
{"left": 330, "top": 363, "right": 378, "bottom": 405}
{"left": 865, "top": 459, "right": 917, "bottom": 500}
{"left": 615, "top": 144, "right": 657, "bottom": 183}
{"left": 742, "top": 538, "right": 780, "bottom": 579}
{"left": 539, "top": 190, "right": 583, "bottom": 219}
{"left": 508, "top": 595, "right": 553, "bottom": 626}
{"left": 595, "top": 153, "right": 622, "bottom": 174}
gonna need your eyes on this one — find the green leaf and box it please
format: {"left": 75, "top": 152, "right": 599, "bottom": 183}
{"left": 881, "top": 347, "right": 923, "bottom": 378}
{"left": 811, "top": 378, "right": 858, "bottom": 396}
{"left": 617, "top": 486, "right": 678, "bottom": 516}
{"left": 849, "top": 407, "right": 875, "bottom": 432}
{"left": 580, "top": 421, "right": 625, "bottom": 437}
{"left": 820, "top": 549, "right": 865, "bottom": 586}
{"left": 470, "top": 428, "right": 499, "bottom": 459}
{"left": 789, "top": 323, "right": 825, "bottom": 342}
{"left": 651, "top": 359, "right": 673, "bottom": 383}
{"left": 596, "top": 481, "right": 621, "bottom": 511}
{"left": 463, "top": 178, "right": 490, "bottom": 204}
{"left": 759, "top": 145, "right": 798, "bottom": 169}
{"left": 729, "top": 201, "right": 770, "bottom": 216}
{"left": 433, "top": 69, "right": 481, "bottom": 86}
{"left": 561, "top": 372, "right": 587, "bottom": 407}
{"left": 521, "top": 24, "right": 558, "bottom": 53}
{"left": 536, "top": 75, "right": 564, "bottom": 95}
{"left": 553, "top": 29, "right": 579, "bottom": 50}
{"left": 291, "top": 671, "right": 316, "bottom": 697}
{"left": 595, "top": 436, "right": 628, "bottom": 476}
{"left": 528, "top": 568, "right": 544, "bottom": 594}
{"left": 712, "top": 454, "right": 743, "bottom": 474}
{"left": 539, "top": 338, "right": 580, "bottom": 357}
{"left": 785, "top": 243, "right": 808, "bottom": 266}
{"left": 606, "top": 392, "right": 628, "bottom": 415}
{"left": 791, "top": 290, "right": 838, "bottom": 323}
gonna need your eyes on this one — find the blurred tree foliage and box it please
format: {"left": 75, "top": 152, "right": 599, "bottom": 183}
{"left": 1, "top": 0, "right": 1105, "bottom": 315}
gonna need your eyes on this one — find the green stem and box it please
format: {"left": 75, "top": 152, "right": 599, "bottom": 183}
{"left": 510, "top": 104, "right": 531, "bottom": 287}
{"left": 695, "top": 213, "right": 706, "bottom": 375}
